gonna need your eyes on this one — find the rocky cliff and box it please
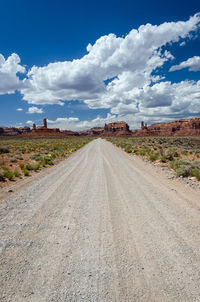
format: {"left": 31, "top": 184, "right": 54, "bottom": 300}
{"left": 79, "top": 122, "right": 131, "bottom": 137}
{"left": 134, "top": 116, "right": 200, "bottom": 137}
{"left": 0, "top": 126, "right": 31, "bottom": 136}
{"left": 102, "top": 122, "right": 131, "bottom": 136}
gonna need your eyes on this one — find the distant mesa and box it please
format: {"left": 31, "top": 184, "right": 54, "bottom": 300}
{"left": 0, "top": 118, "right": 79, "bottom": 137}
{"left": 0, "top": 126, "right": 31, "bottom": 136}
{"left": 0, "top": 117, "right": 200, "bottom": 137}
{"left": 79, "top": 118, "right": 200, "bottom": 137}
{"left": 79, "top": 121, "right": 131, "bottom": 137}
{"left": 30, "top": 118, "right": 79, "bottom": 136}
{"left": 31, "top": 118, "right": 60, "bottom": 135}
{"left": 134, "top": 117, "right": 200, "bottom": 137}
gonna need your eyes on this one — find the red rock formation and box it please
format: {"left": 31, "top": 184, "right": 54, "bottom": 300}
{"left": 133, "top": 117, "right": 200, "bottom": 136}
{"left": 43, "top": 118, "right": 47, "bottom": 128}
{"left": 102, "top": 122, "right": 131, "bottom": 136}
{"left": 79, "top": 127, "right": 104, "bottom": 136}
{"left": 18, "top": 127, "right": 31, "bottom": 134}
{"left": 0, "top": 126, "right": 31, "bottom": 136}
{"left": 79, "top": 122, "right": 131, "bottom": 137}
{"left": 60, "top": 130, "right": 79, "bottom": 136}
{"left": 0, "top": 127, "right": 20, "bottom": 136}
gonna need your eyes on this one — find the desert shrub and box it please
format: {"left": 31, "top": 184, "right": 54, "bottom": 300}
{"left": 3, "top": 168, "right": 14, "bottom": 180}
{"left": 22, "top": 169, "right": 29, "bottom": 176}
{"left": 149, "top": 152, "right": 159, "bottom": 162}
{"left": 191, "top": 168, "right": 200, "bottom": 181}
{"left": 176, "top": 159, "right": 192, "bottom": 167}
{"left": 124, "top": 146, "right": 132, "bottom": 153}
{"left": 19, "top": 163, "right": 24, "bottom": 170}
{"left": 43, "top": 156, "right": 54, "bottom": 165}
{"left": 14, "top": 170, "right": 21, "bottom": 178}
{"left": 176, "top": 166, "right": 191, "bottom": 177}
{"left": 26, "top": 163, "right": 33, "bottom": 170}
{"left": 34, "top": 155, "right": 43, "bottom": 161}
{"left": 166, "top": 149, "right": 179, "bottom": 161}
{"left": 160, "top": 156, "right": 167, "bottom": 163}
{"left": 33, "top": 162, "right": 40, "bottom": 171}
{"left": 0, "top": 172, "right": 5, "bottom": 181}
{"left": 192, "top": 160, "right": 200, "bottom": 169}
{"left": 138, "top": 149, "right": 147, "bottom": 156}
{"left": 0, "top": 146, "right": 10, "bottom": 154}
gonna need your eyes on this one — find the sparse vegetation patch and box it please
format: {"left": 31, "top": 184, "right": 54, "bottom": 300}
{"left": 0, "top": 137, "right": 93, "bottom": 185}
{"left": 107, "top": 136, "right": 200, "bottom": 182}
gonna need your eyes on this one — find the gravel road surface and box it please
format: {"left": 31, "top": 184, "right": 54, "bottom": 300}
{"left": 0, "top": 138, "right": 200, "bottom": 302}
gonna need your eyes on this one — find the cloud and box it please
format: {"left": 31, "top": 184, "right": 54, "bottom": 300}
{"left": 27, "top": 106, "right": 44, "bottom": 114}
{"left": 170, "top": 56, "right": 200, "bottom": 71}
{"left": 0, "top": 53, "right": 25, "bottom": 94}
{"left": 48, "top": 117, "right": 79, "bottom": 124}
{"left": 1, "top": 13, "right": 200, "bottom": 127}
{"left": 180, "top": 41, "right": 186, "bottom": 46}
{"left": 26, "top": 120, "right": 33, "bottom": 125}
{"left": 20, "top": 13, "right": 200, "bottom": 108}
{"left": 17, "top": 108, "right": 23, "bottom": 111}
{"left": 47, "top": 114, "right": 117, "bottom": 131}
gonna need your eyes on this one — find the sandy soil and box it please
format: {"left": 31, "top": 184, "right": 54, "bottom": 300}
{"left": 0, "top": 138, "right": 200, "bottom": 301}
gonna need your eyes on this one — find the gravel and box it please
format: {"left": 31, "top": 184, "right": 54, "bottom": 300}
{"left": 0, "top": 138, "right": 200, "bottom": 301}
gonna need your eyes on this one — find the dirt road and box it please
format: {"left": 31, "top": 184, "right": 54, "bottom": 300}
{"left": 0, "top": 138, "right": 200, "bottom": 301}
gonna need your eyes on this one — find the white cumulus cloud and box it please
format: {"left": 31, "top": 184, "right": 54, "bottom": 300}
{"left": 170, "top": 56, "right": 200, "bottom": 72}
{"left": 47, "top": 114, "right": 117, "bottom": 131}
{"left": 0, "top": 53, "right": 25, "bottom": 95}
{"left": 1, "top": 13, "right": 200, "bottom": 127}
{"left": 16, "top": 108, "right": 23, "bottom": 111}
{"left": 27, "top": 106, "right": 44, "bottom": 114}
{"left": 26, "top": 120, "right": 33, "bottom": 125}
{"left": 20, "top": 13, "right": 200, "bottom": 109}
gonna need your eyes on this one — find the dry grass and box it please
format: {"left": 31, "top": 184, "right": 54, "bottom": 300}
{"left": 107, "top": 136, "right": 200, "bottom": 181}
{"left": 0, "top": 136, "right": 93, "bottom": 184}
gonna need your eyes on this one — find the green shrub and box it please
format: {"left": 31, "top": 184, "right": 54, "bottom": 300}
{"left": 26, "top": 163, "right": 33, "bottom": 170}
{"left": 33, "top": 162, "right": 40, "bottom": 171}
{"left": 33, "top": 155, "right": 43, "bottom": 161}
{"left": 124, "top": 146, "right": 132, "bottom": 153}
{"left": 4, "top": 169, "right": 14, "bottom": 180}
{"left": 43, "top": 156, "right": 54, "bottom": 165}
{"left": 160, "top": 156, "right": 167, "bottom": 163}
{"left": 149, "top": 152, "right": 159, "bottom": 162}
{"left": 22, "top": 169, "right": 29, "bottom": 176}
{"left": 19, "top": 163, "right": 24, "bottom": 170}
{"left": 14, "top": 170, "right": 21, "bottom": 178}
{"left": 176, "top": 166, "right": 191, "bottom": 177}
{"left": 191, "top": 168, "right": 200, "bottom": 181}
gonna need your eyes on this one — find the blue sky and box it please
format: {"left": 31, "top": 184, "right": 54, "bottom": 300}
{"left": 0, "top": 0, "right": 200, "bottom": 130}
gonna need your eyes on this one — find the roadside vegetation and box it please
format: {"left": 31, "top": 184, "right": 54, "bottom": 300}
{"left": 107, "top": 137, "right": 200, "bottom": 181}
{"left": 0, "top": 137, "right": 93, "bottom": 184}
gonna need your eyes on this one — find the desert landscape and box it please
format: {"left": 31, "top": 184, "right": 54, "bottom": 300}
{"left": 1, "top": 138, "right": 200, "bottom": 301}
{"left": 1, "top": 116, "right": 200, "bottom": 186}
{"left": 1, "top": 3, "right": 200, "bottom": 301}
{"left": 0, "top": 117, "right": 200, "bottom": 300}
